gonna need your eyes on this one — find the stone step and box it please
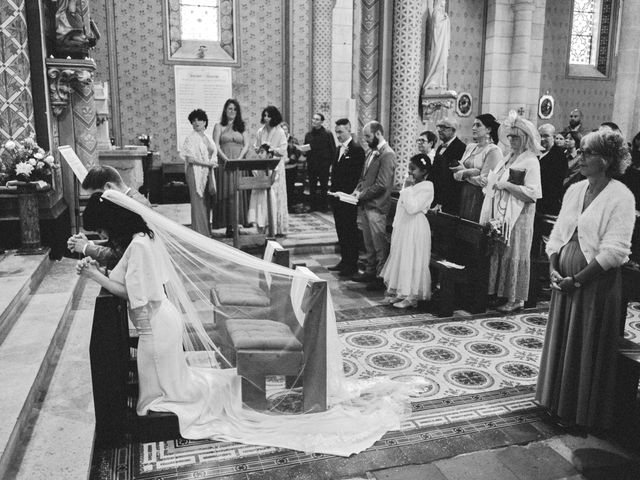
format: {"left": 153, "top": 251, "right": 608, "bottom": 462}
{"left": 0, "top": 251, "right": 52, "bottom": 346}
{"left": 0, "top": 258, "right": 83, "bottom": 479}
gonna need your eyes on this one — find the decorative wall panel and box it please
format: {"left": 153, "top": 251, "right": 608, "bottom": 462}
{"left": 289, "top": 2, "right": 312, "bottom": 138}
{"left": 358, "top": 0, "right": 381, "bottom": 133}
{"left": 539, "top": 1, "right": 616, "bottom": 131}
{"left": 0, "top": 0, "right": 35, "bottom": 143}
{"left": 312, "top": 0, "right": 335, "bottom": 122}
{"left": 389, "top": 0, "right": 426, "bottom": 186}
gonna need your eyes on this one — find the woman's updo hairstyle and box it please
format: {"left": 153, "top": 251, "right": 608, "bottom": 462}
{"left": 476, "top": 113, "right": 500, "bottom": 144}
{"left": 581, "top": 130, "right": 631, "bottom": 177}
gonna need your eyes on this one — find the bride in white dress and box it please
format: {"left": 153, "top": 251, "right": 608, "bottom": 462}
{"left": 77, "top": 191, "right": 412, "bottom": 456}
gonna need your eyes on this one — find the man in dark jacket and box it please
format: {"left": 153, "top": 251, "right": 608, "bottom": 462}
{"left": 537, "top": 123, "right": 567, "bottom": 216}
{"left": 304, "top": 113, "right": 337, "bottom": 211}
{"left": 328, "top": 118, "right": 366, "bottom": 277}
{"left": 431, "top": 117, "right": 466, "bottom": 214}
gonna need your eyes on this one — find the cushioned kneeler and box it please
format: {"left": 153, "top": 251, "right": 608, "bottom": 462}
{"left": 226, "top": 319, "right": 304, "bottom": 409}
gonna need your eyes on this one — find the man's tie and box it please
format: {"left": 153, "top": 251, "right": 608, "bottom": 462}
{"left": 364, "top": 150, "right": 374, "bottom": 170}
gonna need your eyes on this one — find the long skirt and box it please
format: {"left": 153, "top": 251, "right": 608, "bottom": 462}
{"left": 535, "top": 237, "right": 621, "bottom": 429}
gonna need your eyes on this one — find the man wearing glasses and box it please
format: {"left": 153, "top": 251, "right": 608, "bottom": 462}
{"left": 431, "top": 117, "right": 466, "bottom": 214}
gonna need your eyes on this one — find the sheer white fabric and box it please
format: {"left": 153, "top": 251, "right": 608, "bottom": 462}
{"left": 101, "top": 190, "right": 413, "bottom": 456}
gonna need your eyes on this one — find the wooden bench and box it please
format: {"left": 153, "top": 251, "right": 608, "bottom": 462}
{"left": 427, "top": 211, "right": 491, "bottom": 317}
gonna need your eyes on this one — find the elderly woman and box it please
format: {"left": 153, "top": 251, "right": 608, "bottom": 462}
{"left": 536, "top": 130, "right": 635, "bottom": 432}
{"left": 182, "top": 109, "right": 217, "bottom": 236}
{"left": 247, "top": 106, "right": 288, "bottom": 235}
{"left": 212, "top": 99, "right": 250, "bottom": 230}
{"left": 480, "top": 112, "right": 542, "bottom": 312}
{"left": 452, "top": 113, "right": 503, "bottom": 222}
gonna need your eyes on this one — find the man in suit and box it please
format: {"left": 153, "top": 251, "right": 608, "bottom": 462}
{"left": 431, "top": 117, "right": 466, "bottom": 214}
{"left": 304, "top": 112, "right": 337, "bottom": 211}
{"left": 537, "top": 123, "right": 567, "bottom": 216}
{"left": 351, "top": 121, "right": 397, "bottom": 290}
{"left": 327, "top": 118, "right": 366, "bottom": 277}
{"left": 563, "top": 108, "right": 584, "bottom": 135}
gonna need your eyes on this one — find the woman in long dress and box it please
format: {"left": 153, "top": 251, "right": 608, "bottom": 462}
{"left": 380, "top": 154, "right": 434, "bottom": 309}
{"left": 536, "top": 130, "right": 635, "bottom": 431}
{"left": 247, "top": 105, "right": 288, "bottom": 235}
{"left": 212, "top": 99, "right": 250, "bottom": 229}
{"left": 76, "top": 190, "right": 409, "bottom": 456}
{"left": 452, "top": 113, "right": 502, "bottom": 222}
{"left": 480, "top": 112, "right": 542, "bottom": 312}
{"left": 182, "top": 109, "right": 217, "bottom": 236}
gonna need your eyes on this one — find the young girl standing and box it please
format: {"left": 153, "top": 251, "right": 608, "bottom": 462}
{"left": 380, "top": 154, "right": 434, "bottom": 308}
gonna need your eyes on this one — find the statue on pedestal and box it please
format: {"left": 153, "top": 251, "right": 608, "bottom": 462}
{"left": 420, "top": 0, "right": 456, "bottom": 124}
{"left": 51, "top": 0, "right": 98, "bottom": 59}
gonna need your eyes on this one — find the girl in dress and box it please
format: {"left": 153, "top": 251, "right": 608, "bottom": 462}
{"left": 380, "top": 154, "right": 434, "bottom": 309}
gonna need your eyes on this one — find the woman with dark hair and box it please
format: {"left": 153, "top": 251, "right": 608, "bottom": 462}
{"left": 452, "top": 113, "right": 503, "bottom": 221}
{"left": 480, "top": 112, "right": 542, "bottom": 312}
{"left": 182, "top": 108, "right": 217, "bottom": 236}
{"left": 212, "top": 99, "right": 250, "bottom": 229}
{"left": 247, "top": 106, "right": 288, "bottom": 235}
{"left": 536, "top": 129, "right": 635, "bottom": 432}
{"left": 622, "top": 131, "right": 640, "bottom": 210}
{"left": 562, "top": 130, "right": 583, "bottom": 191}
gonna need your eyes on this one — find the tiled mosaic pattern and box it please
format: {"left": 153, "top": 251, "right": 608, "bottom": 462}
{"left": 0, "top": 0, "right": 35, "bottom": 144}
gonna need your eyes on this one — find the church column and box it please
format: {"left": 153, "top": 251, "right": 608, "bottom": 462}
{"left": 482, "top": 0, "right": 544, "bottom": 120}
{"left": 388, "top": 0, "right": 427, "bottom": 187}
{"left": 0, "top": 0, "right": 35, "bottom": 143}
{"left": 312, "top": 0, "right": 336, "bottom": 122}
{"left": 612, "top": 0, "right": 640, "bottom": 137}
{"left": 47, "top": 59, "right": 98, "bottom": 168}
{"left": 357, "top": 0, "right": 382, "bottom": 133}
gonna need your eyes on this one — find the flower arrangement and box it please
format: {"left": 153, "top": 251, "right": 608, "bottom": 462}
{"left": 0, "top": 136, "right": 56, "bottom": 187}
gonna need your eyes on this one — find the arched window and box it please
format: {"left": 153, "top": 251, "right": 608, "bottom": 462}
{"left": 568, "top": 0, "right": 617, "bottom": 77}
{"left": 163, "top": 0, "right": 238, "bottom": 65}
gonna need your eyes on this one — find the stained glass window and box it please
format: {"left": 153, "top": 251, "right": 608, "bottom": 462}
{"left": 569, "top": 0, "right": 600, "bottom": 65}
{"left": 180, "top": 0, "right": 220, "bottom": 42}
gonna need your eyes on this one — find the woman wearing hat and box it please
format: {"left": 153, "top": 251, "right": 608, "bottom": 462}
{"left": 452, "top": 113, "right": 503, "bottom": 222}
{"left": 480, "top": 111, "right": 542, "bottom": 312}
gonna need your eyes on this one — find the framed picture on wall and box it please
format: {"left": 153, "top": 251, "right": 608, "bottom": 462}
{"left": 456, "top": 92, "right": 472, "bottom": 117}
{"left": 538, "top": 95, "right": 554, "bottom": 119}
{"left": 162, "top": 0, "right": 240, "bottom": 66}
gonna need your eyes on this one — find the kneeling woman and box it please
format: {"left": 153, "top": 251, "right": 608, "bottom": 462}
{"left": 536, "top": 130, "right": 635, "bottom": 431}
{"left": 77, "top": 191, "right": 409, "bottom": 455}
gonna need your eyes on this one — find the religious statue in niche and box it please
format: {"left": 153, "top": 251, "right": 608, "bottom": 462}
{"left": 420, "top": 0, "right": 457, "bottom": 124}
{"left": 49, "top": 0, "right": 98, "bottom": 59}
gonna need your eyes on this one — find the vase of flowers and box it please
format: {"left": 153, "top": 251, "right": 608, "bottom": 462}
{"left": 0, "top": 137, "right": 57, "bottom": 255}
{"left": 0, "top": 136, "right": 56, "bottom": 188}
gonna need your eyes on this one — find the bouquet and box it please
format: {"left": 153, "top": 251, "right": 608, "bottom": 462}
{"left": 0, "top": 136, "right": 56, "bottom": 187}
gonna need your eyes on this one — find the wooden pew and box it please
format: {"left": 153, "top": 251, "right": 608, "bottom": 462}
{"left": 427, "top": 211, "right": 491, "bottom": 317}
{"left": 89, "top": 290, "right": 179, "bottom": 446}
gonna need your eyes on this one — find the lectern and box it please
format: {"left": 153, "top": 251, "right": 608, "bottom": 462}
{"left": 222, "top": 158, "right": 281, "bottom": 248}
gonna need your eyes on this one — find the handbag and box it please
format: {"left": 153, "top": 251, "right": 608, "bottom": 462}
{"left": 507, "top": 168, "right": 526, "bottom": 186}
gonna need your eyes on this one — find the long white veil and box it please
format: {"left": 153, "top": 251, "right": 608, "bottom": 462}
{"left": 102, "top": 190, "right": 414, "bottom": 456}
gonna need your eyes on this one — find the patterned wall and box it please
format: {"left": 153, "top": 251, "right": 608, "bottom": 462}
{"left": 89, "top": 0, "right": 285, "bottom": 162}
{"left": 539, "top": 0, "right": 617, "bottom": 132}
{"left": 312, "top": 0, "right": 335, "bottom": 123}
{"left": 0, "top": 0, "right": 35, "bottom": 143}
{"left": 445, "top": 0, "right": 486, "bottom": 143}
{"left": 289, "top": 2, "right": 312, "bottom": 138}
{"left": 389, "top": 0, "right": 427, "bottom": 186}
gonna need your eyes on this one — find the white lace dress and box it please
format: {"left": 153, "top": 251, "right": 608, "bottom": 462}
{"left": 381, "top": 181, "right": 434, "bottom": 300}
